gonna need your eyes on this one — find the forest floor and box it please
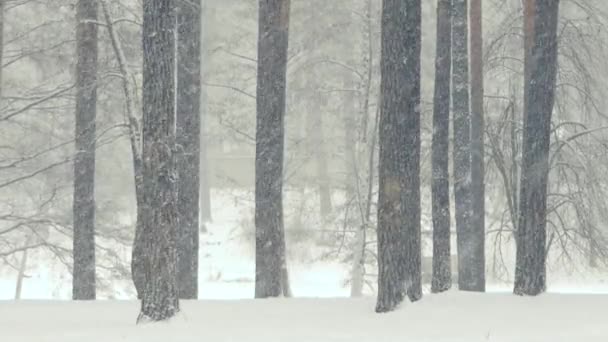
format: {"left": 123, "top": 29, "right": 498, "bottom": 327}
{"left": 2, "top": 292, "right": 607, "bottom": 341}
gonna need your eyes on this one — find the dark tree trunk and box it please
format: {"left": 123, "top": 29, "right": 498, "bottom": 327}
{"left": 73, "top": 0, "right": 97, "bottom": 301}
{"left": 255, "top": 0, "right": 291, "bottom": 298}
{"left": 514, "top": 0, "right": 560, "bottom": 296}
{"left": 376, "top": 0, "right": 421, "bottom": 313}
{"left": 138, "top": 0, "right": 179, "bottom": 322}
{"left": 469, "top": 0, "right": 486, "bottom": 292}
{"left": 452, "top": 0, "right": 482, "bottom": 292}
{"left": 176, "top": 0, "right": 201, "bottom": 300}
{"left": 431, "top": 0, "right": 452, "bottom": 294}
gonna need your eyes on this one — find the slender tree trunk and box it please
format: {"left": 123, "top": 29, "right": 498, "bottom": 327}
{"left": 431, "top": 0, "right": 452, "bottom": 294}
{"left": 176, "top": 0, "right": 201, "bottom": 300}
{"left": 376, "top": 0, "right": 421, "bottom": 313}
{"left": 255, "top": 0, "right": 291, "bottom": 298}
{"left": 14, "top": 235, "right": 31, "bottom": 300}
{"left": 73, "top": 0, "right": 98, "bottom": 300}
{"left": 514, "top": 0, "right": 560, "bottom": 296}
{"left": 469, "top": 0, "right": 486, "bottom": 292}
{"left": 100, "top": 0, "right": 145, "bottom": 299}
{"left": 138, "top": 0, "right": 179, "bottom": 322}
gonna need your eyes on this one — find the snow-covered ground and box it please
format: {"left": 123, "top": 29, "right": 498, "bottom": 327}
{"left": 2, "top": 292, "right": 607, "bottom": 341}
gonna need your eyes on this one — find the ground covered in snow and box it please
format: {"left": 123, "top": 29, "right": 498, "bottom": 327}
{"left": 2, "top": 292, "right": 607, "bottom": 341}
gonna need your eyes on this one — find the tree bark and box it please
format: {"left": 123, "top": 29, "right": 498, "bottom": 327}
{"left": 176, "top": 0, "right": 201, "bottom": 300}
{"left": 469, "top": 0, "right": 486, "bottom": 292}
{"left": 73, "top": 0, "right": 98, "bottom": 300}
{"left": 452, "top": 0, "right": 483, "bottom": 291}
{"left": 431, "top": 0, "right": 452, "bottom": 294}
{"left": 376, "top": 0, "right": 421, "bottom": 313}
{"left": 255, "top": 0, "right": 291, "bottom": 298}
{"left": 138, "top": 0, "right": 179, "bottom": 322}
{"left": 514, "top": 0, "right": 560, "bottom": 296}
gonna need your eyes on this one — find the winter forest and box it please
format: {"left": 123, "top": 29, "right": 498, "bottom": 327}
{"left": 2, "top": 0, "right": 608, "bottom": 340}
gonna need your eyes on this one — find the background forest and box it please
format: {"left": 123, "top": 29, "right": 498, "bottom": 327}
{"left": 1, "top": 0, "right": 608, "bottom": 304}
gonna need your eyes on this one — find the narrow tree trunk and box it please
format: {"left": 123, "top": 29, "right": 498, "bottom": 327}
{"left": 138, "top": 0, "right": 179, "bottom": 322}
{"left": 514, "top": 0, "right": 560, "bottom": 296}
{"left": 176, "top": 0, "right": 201, "bottom": 300}
{"left": 431, "top": 0, "right": 452, "bottom": 294}
{"left": 14, "top": 235, "right": 31, "bottom": 300}
{"left": 73, "top": 0, "right": 98, "bottom": 300}
{"left": 255, "top": 0, "right": 291, "bottom": 298}
{"left": 469, "top": 0, "right": 486, "bottom": 292}
{"left": 452, "top": 0, "right": 480, "bottom": 292}
{"left": 100, "top": 0, "right": 145, "bottom": 299}
{"left": 376, "top": 0, "right": 421, "bottom": 313}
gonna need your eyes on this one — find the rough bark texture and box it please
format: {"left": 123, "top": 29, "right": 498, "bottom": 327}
{"left": 138, "top": 0, "right": 179, "bottom": 322}
{"left": 452, "top": 0, "right": 482, "bottom": 292}
{"left": 255, "top": 0, "right": 291, "bottom": 298}
{"left": 469, "top": 0, "right": 486, "bottom": 292}
{"left": 376, "top": 0, "right": 421, "bottom": 313}
{"left": 431, "top": 0, "right": 452, "bottom": 294}
{"left": 514, "top": 0, "right": 560, "bottom": 297}
{"left": 176, "top": 0, "right": 201, "bottom": 300}
{"left": 73, "top": 0, "right": 98, "bottom": 301}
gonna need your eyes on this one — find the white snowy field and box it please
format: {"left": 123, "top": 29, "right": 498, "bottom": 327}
{"left": 2, "top": 292, "right": 607, "bottom": 342}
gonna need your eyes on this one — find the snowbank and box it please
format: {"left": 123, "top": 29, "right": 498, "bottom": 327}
{"left": 2, "top": 292, "right": 606, "bottom": 341}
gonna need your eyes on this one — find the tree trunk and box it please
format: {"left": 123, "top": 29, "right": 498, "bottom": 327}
{"left": 452, "top": 0, "right": 481, "bottom": 292}
{"left": 100, "top": 0, "right": 145, "bottom": 299}
{"left": 73, "top": 0, "right": 97, "bottom": 300}
{"left": 514, "top": 0, "right": 560, "bottom": 296}
{"left": 431, "top": 0, "right": 452, "bottom": 294}
{"left": 255, "top": 0, "right": 291, "bottom": 298}
{"left": 176, "top": 0, "right": 201, "bottom": 300}
{"left": 469, "top": 0, "right": 486, "bottom": 292}
{"left": 138, "top": 0, "right": 179, "bottom": 322}
{"left": 376, "top": 0, "right": 421, "bottom": 313}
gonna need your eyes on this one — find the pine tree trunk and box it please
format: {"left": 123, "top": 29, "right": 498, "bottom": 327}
{"left": 73, "top": 0, "right": 97, "bottom": 301}
{"left": 138, "top": 0, "right": 179, "bottom": 322}
{"left": 176, "top": 0, "right": 201, "bottom": 300}
{"left": 255, "top": 0, "right": 291, "bottom": 298}
{"left": 452, "top": 0, "right": 481, "bottom": 291}
{"left": 376, "top": 0, "right": 421, "bottom": 313}
{"left": 514, "top": 0, "right": 560, "bottom": 296}
{"left": 431, "top": 0, "right": 452, "bottom": 294}
{"left": 469, "top": 0, "right": 486, "bottom": 292}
